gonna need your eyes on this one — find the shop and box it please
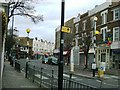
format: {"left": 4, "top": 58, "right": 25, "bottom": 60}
{"left": 96, "top": 45, "right": 111, "bottom": 70}
{"left": 111, "top": 49, "right": 120, "bottom": 69}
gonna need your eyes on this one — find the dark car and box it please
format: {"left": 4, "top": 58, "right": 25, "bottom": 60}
{"left": 42, "top": 58, "right": 48, "bottom": 64}
{"left": 48, "top": 56, "right": 58, "bottom": 65}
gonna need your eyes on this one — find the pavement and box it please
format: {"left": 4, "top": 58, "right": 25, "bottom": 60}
{"left": 2, "top": 61, "right": 40, "bottom": 89}
{"left": 64, "top": 65, "right": 120, "bottom": 80}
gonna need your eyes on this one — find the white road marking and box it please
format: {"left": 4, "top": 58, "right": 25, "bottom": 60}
{"left": 111, "top": 76, "right": 119, "bottom": 79}
{"left": 63, "top": 74, "right": 77, "bottom": 79}
{"left": 20, "top": 86, "right": 37, "bottom": 88}
{"left": 103, "top": 83, "right": 118, "bottom": 86}
{"left": 34, "top": 74, "right": 48, "bottom": 79}
{"left": 96, "top": 80, "right": 101, "bottom": 82}
{"left": 96, "top": 80, "right": 118, "bottom": 86}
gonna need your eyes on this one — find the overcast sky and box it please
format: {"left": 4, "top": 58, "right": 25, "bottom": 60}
{"left": 9, "top": 0, "right": 106, "bottom": 43}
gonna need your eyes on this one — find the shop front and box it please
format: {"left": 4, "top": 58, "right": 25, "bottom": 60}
{"left": 112, "top": 49, "right": 120, "bottom": 69}
{"left": 96, "top": 46, "right": 111, "bottom": 70}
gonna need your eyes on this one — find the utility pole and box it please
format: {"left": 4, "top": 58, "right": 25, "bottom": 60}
{"left": 58, "top": 0, "right": 65, "bottom": 90}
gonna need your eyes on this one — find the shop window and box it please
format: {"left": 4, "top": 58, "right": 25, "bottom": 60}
{"left": 113, "top": 56, "right": 115, "bottom": 62}
{"left": 112, "top": 64, "right": 115, "bottom": 68}
{"left": 101, "top": 53, "right": 106, "bottom": 62}
{"left": 98, "top": 55, "right": 100, "bottom": 61}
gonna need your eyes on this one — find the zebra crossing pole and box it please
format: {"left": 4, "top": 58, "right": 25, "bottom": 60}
{"left": 92, "top": 16, "right": 98, "bottom": 77}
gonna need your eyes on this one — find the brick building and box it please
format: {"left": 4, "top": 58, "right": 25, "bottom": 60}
{"left": 55, "top": 0, "right": 120, "bottom": 69}
{"left": 74, "top": 0, "right": 120, "bottom": 69}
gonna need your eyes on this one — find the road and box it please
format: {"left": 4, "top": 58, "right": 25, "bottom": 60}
{"left": 17, "top": 59, "right": 119, "bottom": 89}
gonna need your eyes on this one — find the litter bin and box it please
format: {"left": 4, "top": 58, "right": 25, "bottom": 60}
{"left": 98, "top": 68, "right": 104, "bottom": 78}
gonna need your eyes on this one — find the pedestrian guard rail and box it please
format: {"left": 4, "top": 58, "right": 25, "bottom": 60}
{"left": 26, "top": 62, "right": 99, "bottom": 89}
{"left": 13, "top": 59, "right": 99, "bottom": 90}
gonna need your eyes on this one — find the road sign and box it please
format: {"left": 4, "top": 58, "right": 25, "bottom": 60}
{"left": 61, "top": 26, "right": 70, "bottom": 33}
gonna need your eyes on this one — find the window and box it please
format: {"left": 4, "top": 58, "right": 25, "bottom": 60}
{"left": 101, "top": 53, "right": 106, "bottom": 62}
{"left": 82, "top": 20, "right": 86, "bottom": 31}
{"left": 75, "top": 23, "right": 79, "bottom": 33}
{"left": 101, "top": 10, "right": 108, "bottom": 24}
{"left": 113, "top": 8, "right": 120, "bottom": 20}
{"left": 113, "top": 27, "right": 120, "bottom": 41}
{"left": 90, "top": 17, "right": 94, "bottom": 28}
{"left": 101, "top": 27, "right": 107, "bottom": 41}
{"left": 101, "top": 14, "right": 104, "bottom": 24}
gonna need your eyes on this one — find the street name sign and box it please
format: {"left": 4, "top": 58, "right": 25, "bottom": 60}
{"left": 61, "top": 26, "right": 70, "bottom": 33}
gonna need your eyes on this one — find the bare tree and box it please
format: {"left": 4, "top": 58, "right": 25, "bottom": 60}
{"left": 78, "top": 18, "right": 92, "bottom": 69}
{"left": 81, "top": 33, "right": 92, "bottom": 69}
{"left": 6, "top": 0, "right": 43, "bottom": 23}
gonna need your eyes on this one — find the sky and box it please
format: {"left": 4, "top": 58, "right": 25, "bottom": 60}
{"left": 8, "top": 0, "right": 106, "bottom": 43}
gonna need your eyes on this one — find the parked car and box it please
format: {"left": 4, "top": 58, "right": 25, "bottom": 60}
{"left": 42, "top": 58, "right": 48, "bottom": 64}
{"left": 48, "top": 56, "right": 58, "bottom": 65}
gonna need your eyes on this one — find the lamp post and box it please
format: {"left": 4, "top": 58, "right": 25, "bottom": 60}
{"left": 58, "top": 0, "right": 65, "bottom": 90}
{"left": 26, "top": 28, "right": 31, "bottom": 59}
{"left": 92, "top": 16, "right": 98, "bottom": 77}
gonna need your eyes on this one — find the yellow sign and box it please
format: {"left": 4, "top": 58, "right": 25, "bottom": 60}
{"left": 61, "top": 26, "right": 70, "bottom": 33}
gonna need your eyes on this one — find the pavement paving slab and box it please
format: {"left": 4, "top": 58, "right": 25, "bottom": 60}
{"left": 2, "top": 61, "right": 40, "bottom": 89}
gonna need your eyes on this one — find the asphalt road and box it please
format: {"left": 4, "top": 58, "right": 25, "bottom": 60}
{"left": 17, "top": 59, "right": 119, "bottom": 89}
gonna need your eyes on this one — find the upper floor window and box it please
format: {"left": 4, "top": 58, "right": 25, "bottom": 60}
{"left": 90, "top": 17, "right": 94, "bottom": 28}
{"left": 82, "top": 20, "right": 86, "bottom": 31}
{"left": 75, "top": 23, "right": 79, "bottom": 33}
{"left": 101, "top": 10, "right": 108, "bottom": 24}
{"left": 101, "top": 27, "right": 107, "bottom": 41}
{"left": 113, "top": 8, "right": 120, "bottom": 20}
{"left": 113, "top": 27, "right": 120, "bottom": 41}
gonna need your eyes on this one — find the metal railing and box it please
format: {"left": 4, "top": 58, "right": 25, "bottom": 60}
{"left": 14, "top": 59, "right": 99, "bottom": 90}
{"left": 26, "top": 63, "right": 98, "bottom": 90}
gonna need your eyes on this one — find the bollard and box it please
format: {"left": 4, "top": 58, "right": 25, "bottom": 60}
{"left": 33, "top": 65, "right": 35, "bottom": 82}
{"left": 25, "top": 61, "right": 29, "bottom": 78}
{"left": 69, "top": 73, "right": 72, "bottom": 89}
{"left": 92, "top": 62, "right": 96, "bottom": 77}
{"left": 93, "top": 69, "right": 95, "bottom": 77}
{"left": 51, "top": 70, "right": 54, "bottom": 89}
{"left": 40, "top": 68, "right": 43, "bottom": 87}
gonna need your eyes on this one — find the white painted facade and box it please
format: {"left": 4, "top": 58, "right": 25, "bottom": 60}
{"left": 33, "top": 38, "right": 55, "bottom": 55}
{"left": 88, "top": 1, "right": 112, "bottom": 16}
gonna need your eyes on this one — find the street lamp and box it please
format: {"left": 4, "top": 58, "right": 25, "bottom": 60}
{"left": 92, "top": 16, "right": 98, "bottom": 77}
{"left": 26, "top": 28, "right": 31, "bottom": 59}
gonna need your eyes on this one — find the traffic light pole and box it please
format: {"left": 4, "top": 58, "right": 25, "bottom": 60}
{"left": 58, "top": 0, "right": 65, "bottom": 90}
